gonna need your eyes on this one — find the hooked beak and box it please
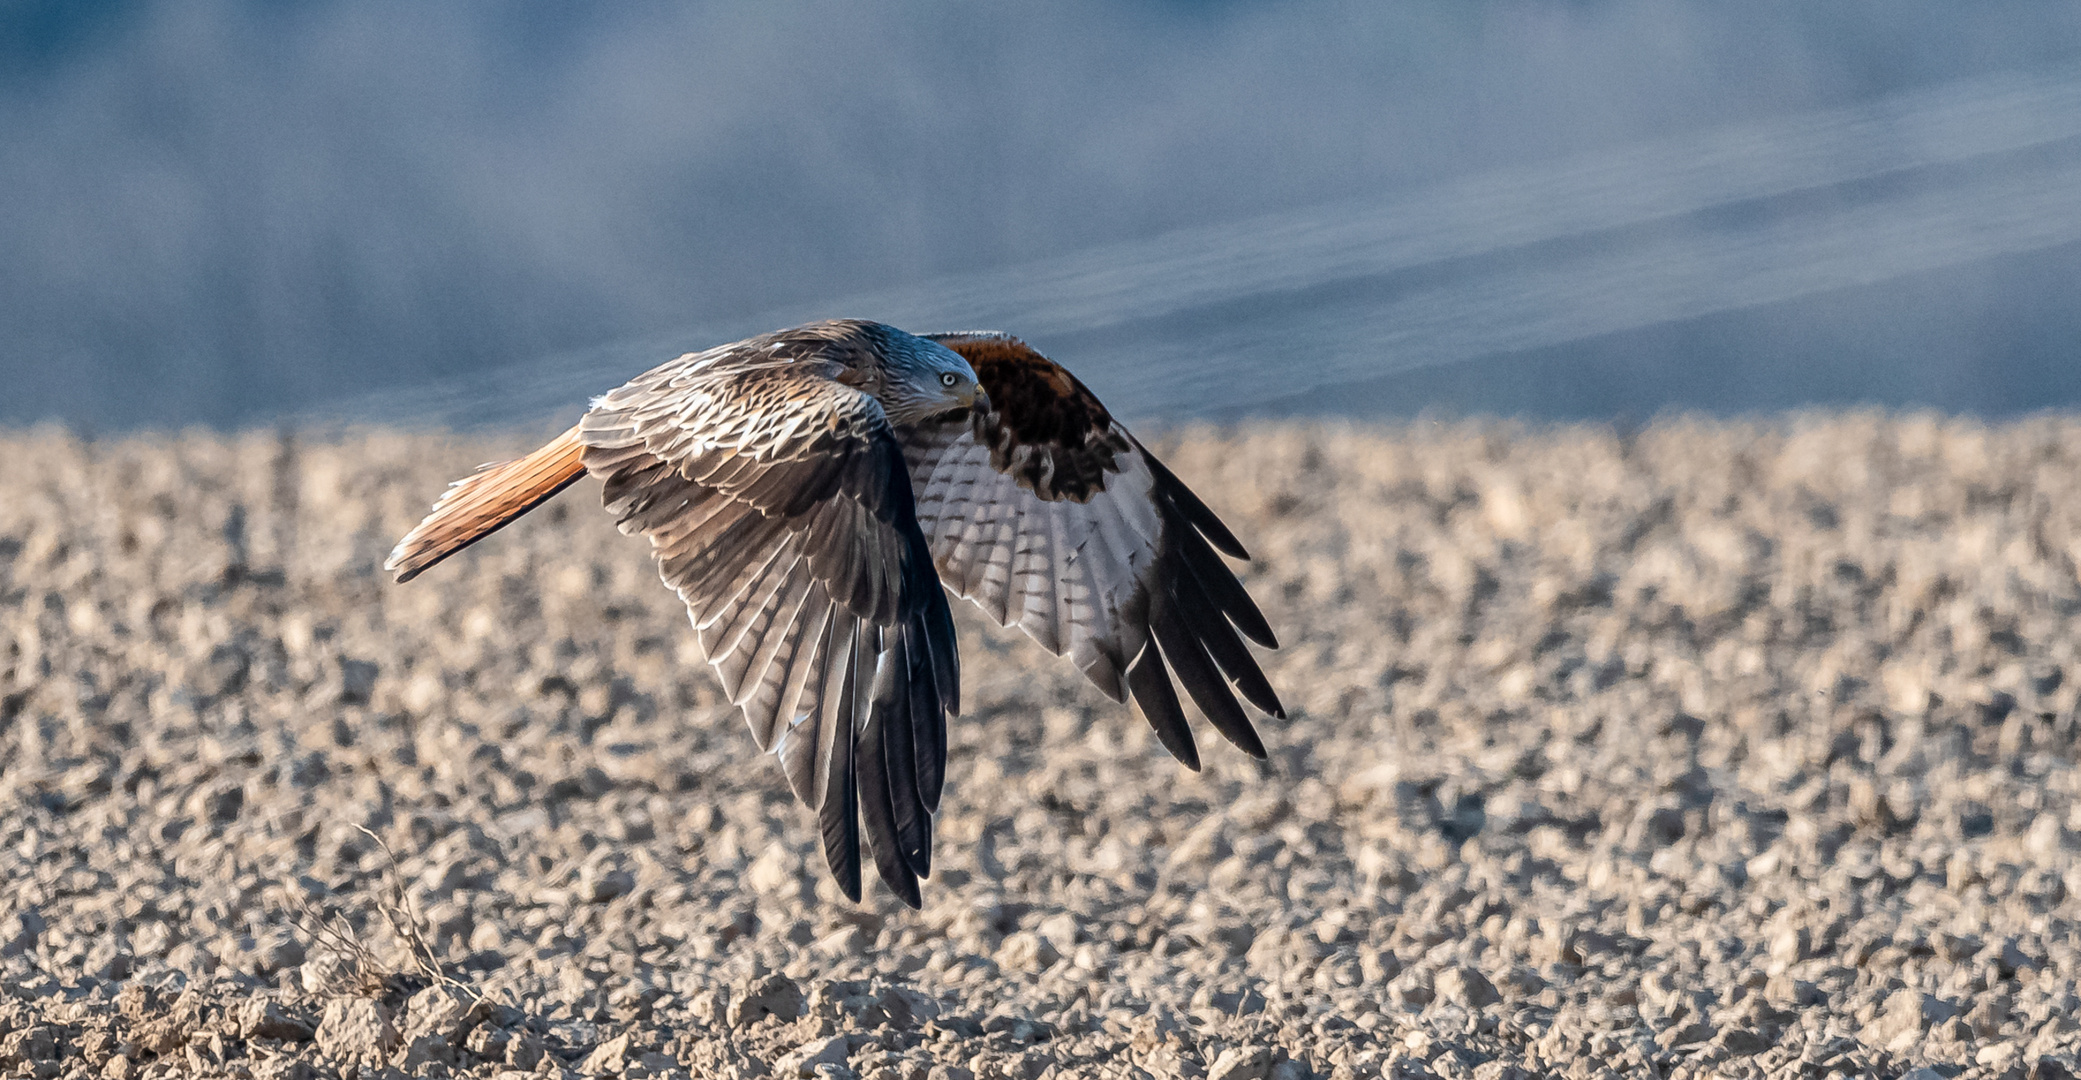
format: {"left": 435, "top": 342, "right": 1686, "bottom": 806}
{"left": 964, "top": 385, "right": 988, "bottom": 412}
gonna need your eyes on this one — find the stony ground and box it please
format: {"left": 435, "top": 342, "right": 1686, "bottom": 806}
{"left": 3, "top": 415, "right": 2081, "bottom": 1080}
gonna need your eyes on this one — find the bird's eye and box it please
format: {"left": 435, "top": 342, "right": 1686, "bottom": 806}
{"left": 940, "top": 372, "right": 960, "bottom": 388}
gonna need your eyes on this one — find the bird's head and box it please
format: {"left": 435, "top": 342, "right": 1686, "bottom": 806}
{"left": 880, "top": 332, "right": 986, "bottom": 424}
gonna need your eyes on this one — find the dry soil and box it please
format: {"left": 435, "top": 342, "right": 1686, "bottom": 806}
{"left": 3, "top": 416, "right": 2081, "bottom": 1080}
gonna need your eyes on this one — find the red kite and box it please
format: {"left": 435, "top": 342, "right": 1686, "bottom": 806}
{"left": 389, "top": 320, "right": 1282, "bottom": 905}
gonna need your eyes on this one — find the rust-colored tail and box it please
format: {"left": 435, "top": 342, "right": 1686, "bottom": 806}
{"left": 387, "top": 425, "right": 588, "bottom": 583}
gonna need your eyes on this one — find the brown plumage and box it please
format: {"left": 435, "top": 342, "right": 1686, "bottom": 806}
{"left": 387, "top": 319, "right": 1282, "bottom": 906}
{"left": 388, "top": 425, "right": 587, "bottom": 583}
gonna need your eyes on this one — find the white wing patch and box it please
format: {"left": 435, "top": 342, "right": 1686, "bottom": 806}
{"left": 906, "top": 423, "right": 1163, "bottom": 702}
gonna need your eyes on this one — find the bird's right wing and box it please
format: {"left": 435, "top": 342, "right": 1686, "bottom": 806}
{"left": 901, "top": 332, "right": 1282, "bottom": 772}
{"left": 579, "top": 332, "right": 957, "bottom": 907}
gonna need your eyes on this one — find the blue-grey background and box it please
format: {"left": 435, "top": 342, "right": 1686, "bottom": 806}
{"left": 6, "top": 1, "right": 2081, "bottom": 430}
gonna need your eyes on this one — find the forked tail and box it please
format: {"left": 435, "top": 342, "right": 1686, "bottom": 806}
{"left": 386, "top": 425, "right": 588, "bottom": 582}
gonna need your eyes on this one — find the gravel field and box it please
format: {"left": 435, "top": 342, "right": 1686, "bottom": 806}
{"left": 5, "top": 416, "right": 2081, "bottom": 1080}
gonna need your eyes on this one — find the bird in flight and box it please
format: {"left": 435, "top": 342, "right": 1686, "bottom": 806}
{"left": 387, "top": 320, "right": 1282, "bottom": 906}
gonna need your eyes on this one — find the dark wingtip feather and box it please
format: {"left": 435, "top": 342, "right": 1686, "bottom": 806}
{"left": 877, "top": 636, "right": 934, "bottom": 879}
{"left": 1143, "top": 449, "right": 1250, "bottom": 560}
{"left": 819, "top": 779, "right": 862, "bottom": 903}
{"left": 924, "top": 586, "right": 960, "bottom": 716}
{"left": 888, "top": 866, "right": 923, "bottom": 909}
{"left": 1175, "top": 526, "right": 1279, "bottom": 649}
{"left": 906, "top": 589, "right": 954, "bottom": 812}
{"left": 1127, "top": 642, "right": 1200, "bottom": 771}
{"left": 856, "top": 697, "right": 924, "bottom": 909}
{"left": 1171, "top": 556, "right": 1285, "bottom": 721}
{"left": 902, "top": 627, "right": 944, "bottom": 874}
{"left": 1151, "top": 593, "right": 1267, "bottom": 761}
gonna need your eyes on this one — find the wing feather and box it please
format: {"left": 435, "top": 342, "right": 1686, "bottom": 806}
{"left": 816, "top": 618, "right": 863, "bottom": 900}
{"left": 906, "top": 332, "right": 1284, "bottom": 769}
{"left": 770, "top": 589, "right": 835, "bottom": 748}
{"left": 732, "top": 565, "right": 822, "bottom": 743}
{"left": 1128, "top": 638, "right": 1200, "bottom": 771}
{"left": 577, "top": 320, "right": 957, "bottom": 908}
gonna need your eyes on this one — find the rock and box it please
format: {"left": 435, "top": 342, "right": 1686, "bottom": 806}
{"left": 813, "top": 925, "right": 868, "bottom": 957}
{"left": 393, "top": 1030, "right": 455, "bottom": 1071}
{"left": 193, "top": 782, "right": 244, "bottom": 824}
{"left": 1207, "top": 1046, "right": 1273, "bottom": 1080}
{"left": 504, "top": 1029, "right": 546, "bottom": 1071}
{"left": 579, "top": 863, "right": 637, "bottom": 903}
{"left": 1869, "top": 990, "right": 1962, "bottom": 1051}
{"left": 399, "top": 985, "right": 487, "bottom": 1044}
{"left": 1, "top": 908, "right": 46, "bottom": 957}
{"left": 298, "top": 952, "right": 358, "bottom": 995}
{"left": 463, "top": 1025, "right": 510, "bottom": 1060}
{"left": 1189, "top": 984, "right": 1268, "bottom": 1019}
{"left": 1969, "top": 994, "right": 2014, "bottom": 1038}
{"left": 1498, "top": 967, "right": 1546, "bottom": 999}
{"left": 974, "top": 1050, "right": 1050, "bottom": 1080}
{"left": 1714, "top": 1027, "right": 1771, "bottom": 1056}
{"left": 1655, "top": 1021, "right": 1714, "bottom": 1049}
{"left": 2033, "top": 1056, "right": 2080, "bottom": 1080}
{"left": 338, "top": 658, "right": 379, "bottom": 704}
{"left": 997, "top": 932, "right": 1061, "bottom": 973}
{"left": 580, "top": 1032, "right": 636, "bottom": 1074}
{"left": 315, "top": 998, "right": 399, "bottom": 1064}
{"left": 1436, "top": 966, "right": 1501, "bottom": 1009}
{"left": 824, "top": 983, "right": 942, "bottom": 1031}
{"left": 1360, "top": 949, "right": 1402, "bottom": 985}
{"left": 1997, "top": 939, "right": 2043, "bottom": 978}
{"left": 252, "top": 934, "right": 307, "bottom": 975}
{"left": 239, "top": 999, "right": 315, "bottom": 1042}
{"left": 1768, "top": 926, "right": 1809, "bottom": 972}
{"left": 2, "top": 1025, "right": 59, "bottom": 1062}
{"left": 980, "top": 1015, "right": 1056, "bottom": 1044}
{"left": 1766, "top": 976, "right": 1823, "bottom": 1008}
{"left": 1036, "top": 913, "right": 1081, "bottom": 950}
{"left": 749, "top": 845, "right": 799, "bottom": 896}
{"left": 730, "top": 973, "right": 805, "bottom": 1028}
{"left": 690, "top": 989, "right": 729, "bottom": 1026}
{"left": 774, "top": 1035, "right": 849, "bottom": 1077}
{"left": 1388, "top": 974, "right": 1434, "bottom": 1009}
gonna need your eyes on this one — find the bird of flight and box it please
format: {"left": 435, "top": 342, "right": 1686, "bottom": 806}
{"left": 387, "top": 321, "right": 1283, "bottom": 906}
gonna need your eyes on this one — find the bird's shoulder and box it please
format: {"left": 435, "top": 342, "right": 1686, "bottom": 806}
{"left": 923, "top": 331, "right": 1133, "bottom": 502}
{"left": 590, "top": 323, "right": 902, "bottom": 441}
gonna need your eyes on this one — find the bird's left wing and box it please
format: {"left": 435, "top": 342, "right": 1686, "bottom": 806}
{"left": 899, "top": 333, "right": 1282, "bottom": 770}
{"left": 579, "top": 335, "right": 957, "bottom": 907}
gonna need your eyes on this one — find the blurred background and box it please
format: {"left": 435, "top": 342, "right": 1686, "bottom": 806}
{"left": 5, "top": 0, "right": 2081, "bottom": 431}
